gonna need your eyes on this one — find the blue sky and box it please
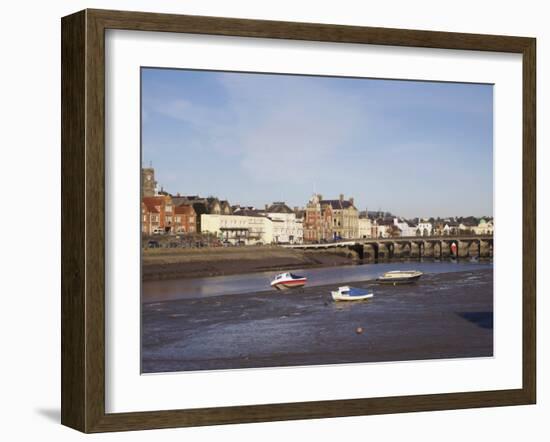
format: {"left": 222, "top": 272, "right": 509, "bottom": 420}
{"left": 142, "top": 68, "right": 493, "bottom": 218}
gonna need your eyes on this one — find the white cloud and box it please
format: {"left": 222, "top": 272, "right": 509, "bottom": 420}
{"left": 146, "top": 73, "right": 370, "bottom": 185}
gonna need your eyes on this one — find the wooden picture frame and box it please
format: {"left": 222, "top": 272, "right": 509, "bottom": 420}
{"left": 61, "top": 8, "right": 536, "bottom": 433}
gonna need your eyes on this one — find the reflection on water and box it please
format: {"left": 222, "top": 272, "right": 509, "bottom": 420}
{"left": 142, "top": 261, "right": 493, "bottom": 303}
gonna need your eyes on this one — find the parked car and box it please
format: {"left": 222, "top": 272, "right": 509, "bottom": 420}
{"left": 147, "top": 240, "right": 160, "bottom": 248}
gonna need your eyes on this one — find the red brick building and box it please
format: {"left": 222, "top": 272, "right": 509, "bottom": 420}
{"left": 173, "top": 204, "right": 197, "bottom": 233}
{"left": 141, "top": 201, "right": 160, "bottom": 235}
{"left": 304, "top": 194, "right": 333, "bottom": 242}
{"left": 142, "top": 195, "right": 174, "bottom": 233}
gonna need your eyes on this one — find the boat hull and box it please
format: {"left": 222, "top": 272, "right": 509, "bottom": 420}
{"left": 331, "top": 292, "right": 373, "bottom": 302}
{"left": 331, "top": 286, "right": 373, "bottom": 301}
{"left": 376, "top": 274, "right": 422, "bottom": 284}
{"left": 271, "top": 278, "right": 307, "bottom": 290}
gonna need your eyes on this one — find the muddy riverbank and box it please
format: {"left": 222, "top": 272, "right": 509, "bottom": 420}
{"left": 142, "top": 246, "right": 357, "bottom": 281}
{"left": 142, "top": 269, "right": 493, "bottom": 373}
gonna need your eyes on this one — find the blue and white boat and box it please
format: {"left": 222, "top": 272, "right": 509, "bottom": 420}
{"left": 331, "top": 286, "right": 373, "bottom": 302}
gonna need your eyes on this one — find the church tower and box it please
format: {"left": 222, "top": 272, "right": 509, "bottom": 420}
{"left": 141, "top": 167, "right": 157, "bottom": 197}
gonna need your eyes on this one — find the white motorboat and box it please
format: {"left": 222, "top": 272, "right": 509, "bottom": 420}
{"left": 376, "top": 270, "right": 423, "bottom": 284}
{"left": 331, "top": 286, "right": 373, "bottom": 302}
{"left": 270, "top": 272, "right": 307, "bottom": 290}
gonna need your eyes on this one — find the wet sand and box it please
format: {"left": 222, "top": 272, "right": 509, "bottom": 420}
{"left": 142, "top": 269, "right": 493, "bottom": 373}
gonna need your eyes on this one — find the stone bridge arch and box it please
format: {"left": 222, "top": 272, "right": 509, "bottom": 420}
{"left": 363, "top": 242, "right": 379, "bottom": 263}
{"left": 411, "top": 240, "right": 425, "bottom": 259}
{"left": 479, "top": 238, "right": 494, "bottom": 258}
{"left": 378, "top": 241, "right": 394, "bottom": 260}
{"left": 349, "top": 243, "right": 364, "bottom": 260}
{"left": 432, "top": 240, "right": 443, "bottom": 260}
{"left": 398, "top": 241, "right": 412, "bottom": 258}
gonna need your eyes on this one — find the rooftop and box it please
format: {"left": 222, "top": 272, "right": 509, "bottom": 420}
{"left": 321, "top": 199, "right": 355, "bottom": 210}
{"left": 266, "top": 202, "right": 293, "bottom": 214}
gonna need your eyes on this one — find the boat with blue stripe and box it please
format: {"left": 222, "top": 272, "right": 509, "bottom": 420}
{"left": 331, "top": 286, "right": 373, "bottom": 302}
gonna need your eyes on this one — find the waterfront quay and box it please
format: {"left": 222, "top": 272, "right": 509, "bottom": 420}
{"left": 141, "top": 268, "right": 493, "bottom": 373}
{"left": 142, "top": 236, "right": 493, "bottom": 281}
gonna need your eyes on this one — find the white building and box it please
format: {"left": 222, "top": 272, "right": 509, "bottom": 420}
{"left": 417, "top": 221, "right": 433, "bottom": 236}
{"left": 393, "top": 218, "right": 417, "bottom": 237}
{"left": 358, "top": 217, "right": 373, "bottom": 239}
{"left": 265, "top": 202, "right": 303, "bottom": 244}
{"left": 373, "top": 221, "right": 392, "bottom": 238}
{"left": 201, "top": 214, "right": 273, "bottom": 245}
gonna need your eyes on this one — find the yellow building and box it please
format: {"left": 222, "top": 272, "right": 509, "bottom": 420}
{"left": 473, "top": 218, "right": 494, "bottom": 235}
{"left": 201, "top": 214, "right": 273, "bottom": 245}
{"left": 321, "top": 194, "right": 359, "bottom": 239}
{"left": 358, "top": 217, "right": 373, "bottom": 239}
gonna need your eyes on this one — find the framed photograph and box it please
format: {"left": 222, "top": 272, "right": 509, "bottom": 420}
{"left": 61, "top": 9, "right": 536, "bottom": 433}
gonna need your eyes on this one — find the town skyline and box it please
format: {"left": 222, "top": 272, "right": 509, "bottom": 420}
{"left": 142, "top": 165, "right": 494, "bottom": 245}
{"left": 142, "top": 68, "right": 493, "bottom": 218}
{"left": 147, "top": 172, "right": 493, "bottom": 222}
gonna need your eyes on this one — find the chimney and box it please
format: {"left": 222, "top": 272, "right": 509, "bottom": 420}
{"left": 339, "top": 193, "right": 344, "bottom": 202}
{"left": 349, "top": 197, "right": 354, "bottom": 206}
{"left": 265, "top": 204, "right": 268, "bottom": 211}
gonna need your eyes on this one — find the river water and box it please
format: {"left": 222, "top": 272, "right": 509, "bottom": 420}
{"left": 142, "top": 260, "right": 493, "bottom": 303}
